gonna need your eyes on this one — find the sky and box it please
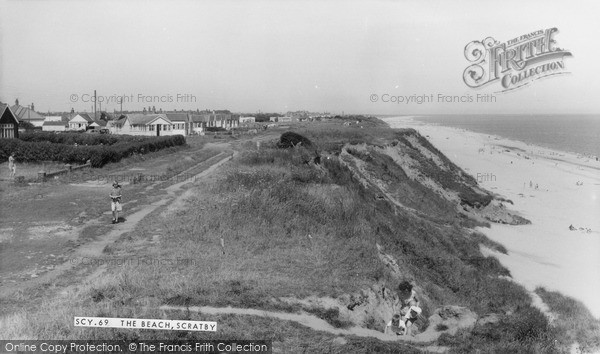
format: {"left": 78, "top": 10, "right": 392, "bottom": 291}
{"left": 0, "top": 0, "right": 599, "bottom": 115}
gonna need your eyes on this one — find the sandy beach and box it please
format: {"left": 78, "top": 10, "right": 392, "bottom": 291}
{"left": 384, "top": 116, "right": 600, "bottom": 319}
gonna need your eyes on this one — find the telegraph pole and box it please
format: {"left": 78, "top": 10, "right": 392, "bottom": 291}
{"left": 94, "top": 90, "right": 97, "bottom": 120}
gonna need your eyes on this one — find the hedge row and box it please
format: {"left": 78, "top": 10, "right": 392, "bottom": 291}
{"left": 18, "top": 131, "right": 159, "bottom": 146}
{"left": 0, "top": 135, "right": 186, "bottom": 167}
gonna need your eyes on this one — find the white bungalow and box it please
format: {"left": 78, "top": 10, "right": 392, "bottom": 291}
{"left": 111, "top": 114, "right": 179, "bottom": 136}
{"left": 165, "top": 113, "right": 189, "bottom": 135}
{"left": 239, "top": 116, "right": 256, "bottom": 124}
{"left": 88, "top": 120, "right": 108, "bottom": 130}
{"left": 68, "top": 113, "right": 94, "bottom": 130}
{"left": 42, "top": 120, "right": 67, "bottom": 132}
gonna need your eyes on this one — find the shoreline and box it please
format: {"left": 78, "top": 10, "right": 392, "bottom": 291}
{"left": 410, "top": 115, "right": 600, "bottom": 161}
{"left": 383, "top": 116, "right": 600, "bottom": 319}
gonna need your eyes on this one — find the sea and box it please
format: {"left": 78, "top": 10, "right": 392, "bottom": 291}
{"left": 410, "top": 115, "right": 600, "bottom": 158}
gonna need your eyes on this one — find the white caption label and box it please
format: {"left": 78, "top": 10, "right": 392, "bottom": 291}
{"left": 74, "top": 316, "right": 217, "bottom": 331}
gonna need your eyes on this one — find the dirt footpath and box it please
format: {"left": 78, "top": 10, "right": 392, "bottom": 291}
{"left": 0, "top": 141, "right": 233, "bottom": 313}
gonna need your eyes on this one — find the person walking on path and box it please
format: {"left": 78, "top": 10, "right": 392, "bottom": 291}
{"left": 8, "top": 153, "right": 16, "bottom": 179}
{"left": 384, "top": 314, "right": 406, "bottom": 335}
{"left": 109, "top": 180, "right": 122, "bottom": 224}
{"left": 403, "top": 299, "right": 422, "bottom": 336}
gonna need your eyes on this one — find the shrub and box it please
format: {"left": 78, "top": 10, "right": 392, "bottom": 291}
{"left": 435, "top": 323, "right": 449, "bottom": 331}
{"left": 205, "top": 127, "right": 227, "bottom": 132}
{"left": 0, "top": 135, "right": 186, "bottom": 167}
{"left": 19, "top": 131, "right": 121, "bottom": 145}
{"left": 277, "top": 131, "right": 312, "bottom": 149}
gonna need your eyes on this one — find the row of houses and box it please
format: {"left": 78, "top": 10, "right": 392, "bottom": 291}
{"left": 7, "top": 104, "right": 110, "bottom": 133}
{"left": 6, "top": 102, "right": 248, "bottom": 136}
{"left": 108, "top": 111, "right": 240, "bottom": 136}
{"left": 0, "top": 103, "right": 245, "bottom": 138}
{"left": 1, "top": 101, "right": 326, "bottom": 139}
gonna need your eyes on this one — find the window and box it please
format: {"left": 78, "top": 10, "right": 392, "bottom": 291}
{"left": 1, "top": 124, "right": 14, "bottom": 138}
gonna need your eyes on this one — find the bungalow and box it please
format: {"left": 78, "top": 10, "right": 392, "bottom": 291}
{"left": 239, "top": 116, "right": 256, "bottom": 124}
{"left": 0, "top": 103, "right": 19, "bottom": 138}
{"left": 111, "top": 113, "right": 178, "bottom": 136}
{"left": 68, "top": 113, "right": 94, "bottom": 130}
{"left": 189, "top": 114, "right": 208, "bottom": 134}
{"left": 206, "top": 112, "right": 239, "bottom": 129}
{"left": 107, "top": 116, "right": 126, "bottom": 134}
{"left": 88, "top": 120, "right": 108, "bottom": 130}
{"left": 42, "top": 120, "right": 67, "bottom": 132}
{"left": 189, "top": 112, "right": 239, "bottom": 134}
{"left": 11, "top": 104, "right": 45, "bottom": 127}
{"left": 164, "top": 113, "right": 189, "bottom": 135}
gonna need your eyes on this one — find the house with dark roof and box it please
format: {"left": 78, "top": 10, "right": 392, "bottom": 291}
{"left": 164, "top": 113, "right": 189, "bottom": 135}
{"left": 189, "top": 114, "right": 207, "bottom": 134}
{"left": 11, "top": 104, "right": 45, "bottom": 127}
{"left": 41, "top": 116, "right": 67, "bottom": 132}
{"left": 89, "top": 120, "right": 108, "bottom": 129}
{"left": 189, "top": 111, "right": 239, "bottom": 134}
{"left": 42, "top": 120, "right": 67, "bottom": 132}
{"left": 0, "top": 103, "right": 19, "bottom": 138}
{"left": 110, "top": 113, "right": 178, "bottom": 136}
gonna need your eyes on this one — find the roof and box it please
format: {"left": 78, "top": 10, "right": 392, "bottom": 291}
{"left": 190, "top": 114, "right": 209, "bottom": 123}
{"left": 65, "top": 112, "right": 94, "bottom": 122}
{"left": 165, "top": 113, "right": 189, "bottom": 122}
{"left": 79, "top": 113, "right": 94, "bottom": 122}
{"left": 109, "top": 117, "right": 127, "bottom": 127}
{"left": 0, "top": 103, "right": 19, "bottom": 123}
{"left": 126, "top": 114, "right": 173, "bottom": 126}
{"left": 43, "top": 121, "right": 67, "bottom": 126}
{"left": 11, "top": 104, "right": 44, "bottom": 120}
{"left": 90, "top": 120, "right": 107, "bottom": 127}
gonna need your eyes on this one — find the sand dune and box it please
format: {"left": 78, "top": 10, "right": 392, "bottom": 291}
{"left": 384, "top": 116, "right": 600, "bottom": 319}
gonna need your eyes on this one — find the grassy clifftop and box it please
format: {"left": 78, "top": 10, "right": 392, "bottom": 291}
{"left": 5, "top": 117, "right": 598, "bottom": 353}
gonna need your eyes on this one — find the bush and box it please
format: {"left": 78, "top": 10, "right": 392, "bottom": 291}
{"left": 277, "top": 131, "right": 312, "bottom": 149}
{"left": 205, "top": 127, "right": 227, "bottom": 132}
{"left": 0, "top": 135, "right": 186, "bottom": 167}
{"left": 19, "top": 131, "right": 121, "bottom": 145}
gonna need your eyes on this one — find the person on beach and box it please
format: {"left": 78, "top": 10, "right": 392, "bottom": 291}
{"left": 384, "top": 314, "right": 406, "bottom": 335}
{"left": 8, "top": 153, "right": 16, "bottom": 179}
{"left": 109, "top": 180, "right": 122, "bottom": 224}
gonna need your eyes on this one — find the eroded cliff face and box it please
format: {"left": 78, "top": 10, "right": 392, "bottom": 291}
{"left": 336, "top": 129, "right": 529, "bottom": 226}
{"left": 279, "top": 129, "right": 524, "bottom": 338}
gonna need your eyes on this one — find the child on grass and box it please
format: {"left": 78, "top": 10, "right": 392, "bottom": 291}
{"left": 109, "top": 180, "right": 122, "bottom": 224}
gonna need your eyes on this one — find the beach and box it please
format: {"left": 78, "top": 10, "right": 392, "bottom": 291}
{"left": 384, "top": 116, "right": 600, "bottom": 319}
